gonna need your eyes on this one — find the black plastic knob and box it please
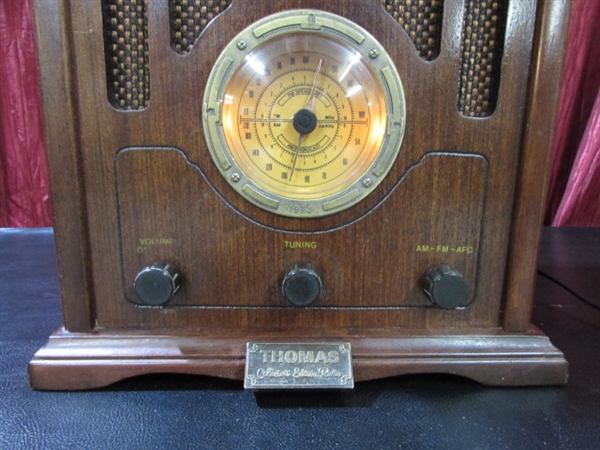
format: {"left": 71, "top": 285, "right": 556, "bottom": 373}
{"left": 282, "top": 262, "right": 323, "bottom": 307}
{"left": 293, "top": 108, "right": 318, "bottom": 134}
{"left": 421, "top": 265, "right": 469, "bottom": 309}
{"left": 134, "top": 261, "right": 181, "bottom": 306}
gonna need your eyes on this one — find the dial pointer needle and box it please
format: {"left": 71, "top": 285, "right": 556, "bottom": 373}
{"left": 306, "top": 58, "right": 323, "bottom": 110}
{"left": 290, "top": 134, "right": 305, "bottom": 182}
{"left": 290, "top": 58, "right": 323, "bottom": 181}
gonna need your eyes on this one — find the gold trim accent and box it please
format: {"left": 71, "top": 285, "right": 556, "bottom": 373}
{"left": 202, "top": 10, "right": 406, "bottom": 218}
{"left": 314, "top": 16, "right": 365, "bottom": 43}
{"left": 323, "top": 189, "right": 361, "bottom": 211}
{"left": 253, "top": 15, "right": 309, "bottom": 37}
{"left": 241, "top": 185, "right": 280, "bottom": 210}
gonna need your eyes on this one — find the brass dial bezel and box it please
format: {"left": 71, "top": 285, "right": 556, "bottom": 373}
{"left": 203, "top": 9, "right": 406, "bottom": 218}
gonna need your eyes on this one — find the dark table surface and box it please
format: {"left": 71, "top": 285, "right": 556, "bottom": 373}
{"left": 1, "top": 227, "right": 599, "bottom": 450}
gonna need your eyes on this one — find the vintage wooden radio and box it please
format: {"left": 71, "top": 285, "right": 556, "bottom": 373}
{"left": 29, "top": 0, "right": 570, "bottom": 390}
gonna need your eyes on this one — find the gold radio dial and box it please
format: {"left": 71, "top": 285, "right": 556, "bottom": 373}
{"left": 203, "top": 10, "right": 405, "bottom": 218}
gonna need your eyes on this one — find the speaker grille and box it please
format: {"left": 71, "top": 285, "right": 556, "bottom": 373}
{"left": 457, "top": 0, "right": 508, "bottom": 117}
{"left": 382, "top": 0, "right": 443, "bottom": 61}
{"left": 102, "top": 0, "right": 150, "bottom": 111}
{"left": 170, "top": 0, "right": 232, "bottom": 55}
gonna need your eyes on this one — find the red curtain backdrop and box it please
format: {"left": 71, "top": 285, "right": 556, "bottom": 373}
{"left": 546, "top": 0, "right": 600, "bottom": 226}
{"left": 0, "top": 0, "right": 598, "bottom": 228}
{"left": 0, "top": 0, "right": 50, "bottom": 227}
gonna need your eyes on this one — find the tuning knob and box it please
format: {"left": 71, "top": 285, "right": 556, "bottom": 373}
{"left": 421, "top": 265, "right": 469, "bottom": 309}
{"left": 134, "top": 261, "right": 181, "bottom": 306}
{"left": 281, "top": 262, "right": 323, "bottom": 307}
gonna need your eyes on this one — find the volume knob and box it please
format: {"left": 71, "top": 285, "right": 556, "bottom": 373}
{"left": 421, "top": 265, "right": 469, "bottom": 309}
{"left": 134, "top": 261, "right": 181, "bottom": 306}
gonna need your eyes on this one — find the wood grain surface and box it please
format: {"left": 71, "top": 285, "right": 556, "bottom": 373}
{"left": 31, "top": 0, "right": 570, "bottom": 388}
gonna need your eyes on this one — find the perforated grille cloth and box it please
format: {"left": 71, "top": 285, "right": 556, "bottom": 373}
{"left": 101, "top": 0, "right": 150, "bottom": 111}
{"left": 457, "top": 0, "right": 507, "bottom": 117}
{"left": 170, "top": 0, "right": 232, "bottom": 55}
{"left": 381, "top": 0, "right": 443, "bottom": 61}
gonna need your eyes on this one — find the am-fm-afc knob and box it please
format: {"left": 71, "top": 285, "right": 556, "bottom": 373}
{"left": 421, "top": 265, "right": 470, "bottom": 309}
{"left": 281, "top": 262, "right": 323, "bottom": 307}
{"left": 134, "top": 261, "right": 181, "bottom": 306}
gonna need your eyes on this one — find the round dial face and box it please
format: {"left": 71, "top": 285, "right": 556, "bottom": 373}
{"left": 203, "top": 10, "right": 405, "bottom": 218}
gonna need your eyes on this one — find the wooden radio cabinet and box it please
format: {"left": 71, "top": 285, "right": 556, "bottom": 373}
{"left": 29, "top": 0, "right": 570, "bottom": 390}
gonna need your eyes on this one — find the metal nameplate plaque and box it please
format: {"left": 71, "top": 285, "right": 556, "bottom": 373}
{"left": 244, "top": 342, "right": 354, "bottom": 389}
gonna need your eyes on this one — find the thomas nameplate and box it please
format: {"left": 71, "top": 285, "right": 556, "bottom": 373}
{"left": 244, "top": 342, "right": 354, "bottom": 389}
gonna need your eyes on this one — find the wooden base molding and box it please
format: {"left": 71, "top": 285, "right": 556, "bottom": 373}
{"left": 29, "top": 327, "right": 568, "bottom": 390}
